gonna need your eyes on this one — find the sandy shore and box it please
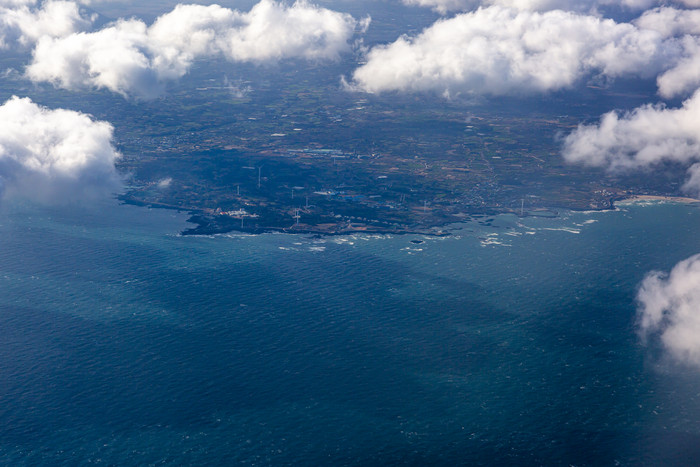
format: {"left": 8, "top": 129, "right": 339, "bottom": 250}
{"left": 616, "top": 195, "right": 700, "bottom": 205}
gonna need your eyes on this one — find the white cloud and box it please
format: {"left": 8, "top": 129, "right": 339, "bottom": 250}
{"left": 26, "top": 0, "right": 365, "bottom": 98}
{"left": 682, "top": 163, "right": 700, "bottom": 192}
{"left": 562, "top": 89, "right": 700, "bottom": 193}
{"left": 0, "top": 96, "right": 122, "bottom": 203}
{"left": 632, "top": 7, "right": 700, "bottom": 98}
{"left": 0, "top": 0, "right": 116, "bottom": 5}
{"left": 400, "top": 0, "right": 476, "bottom": 13}
{"left": 656, "top": 37, "right": 700, "bottom": 99}
{"left": 635, "top": 7, "right": 700, "bottom": 37}
{"left": 400, "top": 0, "right": 656, "bottom": 13}
{"left": 606, "top": 0, "right": 658, "bottom": 9}
{"left": 28, "top": 19, "right": 163, "bottom": 97}
{"left": 0, "top": 0, "right": 38, "bottom": 6}
{"left": 156, "top": 177, "right": 172, "bottom": 189}
{"left": 0, "top": 0, "right": 91, "bottom": 49}
{"left": 352, "top": 6, "right": 680, "bottom": 96}
{"left": 638, "top": 254, "right": 700, "bottom": 367}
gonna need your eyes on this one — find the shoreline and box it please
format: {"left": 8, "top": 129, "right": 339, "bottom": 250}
{"left": 180, "top": 219, "right": 452, "bottom": 238}
{"left": 615, "top": 195, "right": 700, "bottom": 206}
{"left": 120, "top": 193, "right": 698, "bottom": 239}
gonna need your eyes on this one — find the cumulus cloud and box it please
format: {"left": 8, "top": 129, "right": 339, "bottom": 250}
{"left": 562, "top": 89, "right": 700, "bottom": 193}
{"left": 0, "top": 0, "right": 38, "bottom": 6}
{"left": 655, "top": 38, "right": 700, "bottom": 99}
{"left": 0, "top": 96, "right": 122, "bottom": 203}
{"left": 632, "top": 7, "right": 700, "bottom": 98}
{"left": 400, "top": 0, "right": 656, "bottom": 14}
{"left": 26, "top": 0, "right": 365, "bottom": 98}
{"left": 0, "top": 0, "right": 92, "bottom": 49}
{"left": 352, "top": 6, "right": 682, "bottom": 96}
{"left": 0, "top": 0, "right": 111, "bottom": 5}
{"left": 400, "top": 0, "right": 476, "bottom": 13}
{"left": 682, "top": 163, "right": 700, "bottom": 192}
{"left": 637, "top": 254, "right": 700, "bottom": 367}
{"left": 635, "top": 6, "right": 700, "bottom": 37}
{"left": 28, "top": 19, "right": 163, "bottom": 97}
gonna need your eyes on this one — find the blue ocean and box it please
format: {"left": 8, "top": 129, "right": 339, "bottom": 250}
{"left": 1, "top": 199, "right": 700, "bottom": 466}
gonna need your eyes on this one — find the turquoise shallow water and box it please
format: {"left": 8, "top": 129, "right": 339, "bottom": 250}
{"left": 1, "top": 199, "right": 700, "bottom": 465}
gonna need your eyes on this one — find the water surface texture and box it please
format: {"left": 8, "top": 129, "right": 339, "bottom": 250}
{"left": 1, "top": 200, "right": 700, "bottom": 466}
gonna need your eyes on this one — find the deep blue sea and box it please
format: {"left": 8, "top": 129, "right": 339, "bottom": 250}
{"left": 2, "top": 199, "right": 700, "bottom": 466}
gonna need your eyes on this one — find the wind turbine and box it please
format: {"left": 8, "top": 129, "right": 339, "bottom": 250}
{"left": 257, "top": 164, "right": 264, "bottom": 189}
